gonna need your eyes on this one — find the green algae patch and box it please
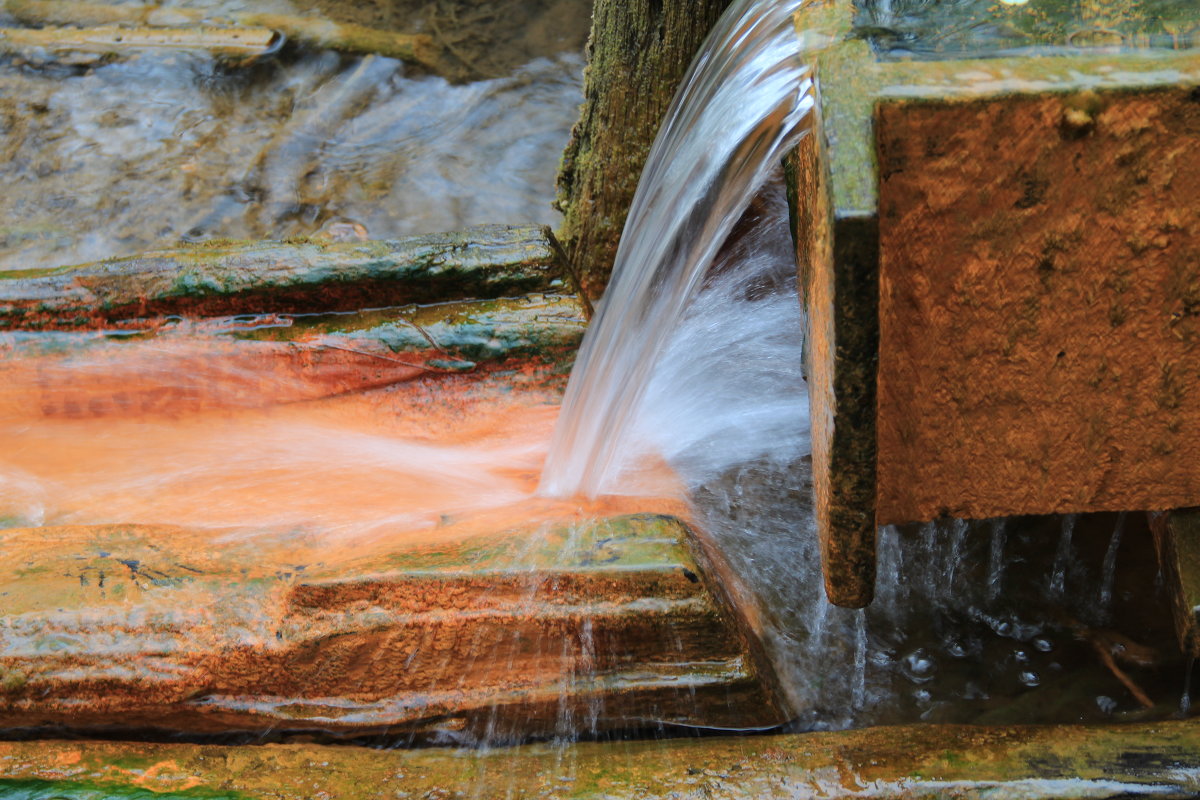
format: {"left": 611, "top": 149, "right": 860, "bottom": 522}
{"left": 0, "top": 779, "right": 250, "bottom": 800}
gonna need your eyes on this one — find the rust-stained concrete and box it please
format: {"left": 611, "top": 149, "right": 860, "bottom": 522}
{"left": 875, "top": 87, "right": 1200, "bottom": 524}
{"left": 0, "top": 721, "right": 1198, "bottom": 798}
{"left": 788, "top": 0, "right": 1200, "bottom": 606}
{"left": 0, "top": 513, "right": 787, "bottom": 740}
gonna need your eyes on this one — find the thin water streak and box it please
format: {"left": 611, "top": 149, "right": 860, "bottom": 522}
{"left": 1097, "top": 511, "right": 1126, "bottom": 621}
{"left": 987, "top": 518, "right": 1007, "bottom": 603}
{"left": 1049, "top": 513, "right": 1078, "bottom": 599}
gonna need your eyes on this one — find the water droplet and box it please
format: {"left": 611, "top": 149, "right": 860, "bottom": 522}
{"left": 902, "top": 648, "right": 937, "bottom": 684}
{"left": 1034, "top": 637, "right": 1053, "bottom": 653}
{"left": 913, "top": 689, "right": 932, "bottom": 705}
{"left": 1018, "top": 670, "right": 1040, "bottom": 688}
{"left": 1013, "top": 648, "right": 1030, "bottom": 664}
{"left": 1096, "top": 695, "right": 1117, "bottom": 714}
{"left": 946, "top": 640, "right": 967, "bottom": 658}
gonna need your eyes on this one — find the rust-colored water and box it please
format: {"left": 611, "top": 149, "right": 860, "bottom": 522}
{"left": 0, "top": 336, "right": 685, "bottom": 557}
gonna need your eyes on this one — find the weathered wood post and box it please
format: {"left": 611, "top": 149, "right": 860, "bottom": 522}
{"left": 789, "top": 0, "right": 1200, "bottom": 607}
{"left": 555, "top": 0, "right": 734, "bottom": 302}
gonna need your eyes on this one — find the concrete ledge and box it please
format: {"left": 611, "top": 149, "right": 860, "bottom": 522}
{"left": 0, "top": 721, "right": 1197, "bottom": 798}
{"left": 0, "top": 514, "right": 787, "bottom": 741}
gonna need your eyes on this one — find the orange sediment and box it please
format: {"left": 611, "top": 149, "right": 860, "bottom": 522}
{"left": 0, "top": 334, "right": 688, "bottom": 558}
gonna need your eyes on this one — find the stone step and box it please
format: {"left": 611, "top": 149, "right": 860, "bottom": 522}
{"left": 0, "top": 720, "right": 1197, "bottom": 798}
{"left": 0, "top": 224, "right": 563, "bottom": 330}
{"left": 0, "top": 293, "right": 585, "bottom": 423}
{"left": 0, "top": 514, "right": 788, "bottom": 741}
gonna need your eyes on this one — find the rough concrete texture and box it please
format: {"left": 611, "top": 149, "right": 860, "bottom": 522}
{"left": 0, "top": 225, "right": 561, "bottom": 330}
{"left": 875, "top": 87, "right": 1200, "bottom": 524}
{"left": 0, "top": 514, "right": 787, "bottom": 740}
{"left": 0, "top": 721, "right": 1198, "bottom": 798}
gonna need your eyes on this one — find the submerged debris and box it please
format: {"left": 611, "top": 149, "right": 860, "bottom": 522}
{"left": 0, "top": 23, "right": 281, "bottom": 64}
{"left": 3, "top": 0, "right": 443, "bottom": 71}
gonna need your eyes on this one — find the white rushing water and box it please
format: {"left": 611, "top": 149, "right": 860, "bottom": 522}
{"left": 539, "top": 0, "right": 820, "bottom": 497}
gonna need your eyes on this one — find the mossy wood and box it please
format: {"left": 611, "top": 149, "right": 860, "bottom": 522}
{"left": 0, "top": 514, "right": 788, "bottom": 740}
{"left": 789, "top": 0, "right": 1200, "bottom": 607}
{"left": 0, "top": 721, "right": 1198, "bottom": 798}
{"left": 0, "top": 225, "right": 561, "bottom": 330}
{"left": 1149, "top": 509, "right": 1200, "bottom": 657}
{"left": 554, "top": 0, "right": 733, "bottom": 301}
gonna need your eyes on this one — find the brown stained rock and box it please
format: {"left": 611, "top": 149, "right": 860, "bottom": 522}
{"left": 0, "top": 514, "right": 788, "bottom": 740}
{"left": 875, "top": 88, "right": 1200, "bottom": 524}
{"left": 789, "top": 3, "right": 880, "bottom": 609}
{"left": 0, "top": 721, "right": 1198, "bottom": 798}
{"left": 788, "top": 126, "right": 878, "bottom": 609}
{"left": 0, "top": 294, "right": 586, "bottom": 422}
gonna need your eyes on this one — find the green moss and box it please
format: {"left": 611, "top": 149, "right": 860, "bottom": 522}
{"left": 0, "top": 779, "right": 250, "bottom": 800}
{"left": 0, "top": 668, "right": 26, "bottom": 692}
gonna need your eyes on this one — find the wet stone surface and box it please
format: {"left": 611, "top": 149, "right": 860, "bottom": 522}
{"left": 0, "top": 721, "right": 1198, "bottom": 798}
{"left": 856, "top": 0, "right": 1200, "bottom": 59}
{"left": 0, "top": 0, "right": 590, "bottom": 273}
{"left": 0, "top": 514, "right": 787, "bottom": 741}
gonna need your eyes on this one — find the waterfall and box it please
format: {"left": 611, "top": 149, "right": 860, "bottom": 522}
{"left": 537, "top": 0, "right": 1184, "bottom": 730}
{"left": 539, "top": 0, "right": 821, "bottom": 497}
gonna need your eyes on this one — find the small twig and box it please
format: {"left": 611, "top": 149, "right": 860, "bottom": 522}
{"left": 1060, "top": 612, "right": 1158, "bottom": 710}
{"left": 0, "top": 23, "right": 281, "bottom": 62}
{"left": 402, "top": 318, "right": 451, "bottom": 356}
{"left": 310, "top": 342, "right": 469, "bottom": 374}
{"left": 3, "top": 0, "right": 444, "bottom": 71}
{"left": 544, "top": 226, "right": 594, "bottom": 320}
{"left": 1092, "top": 640, "right": 1155, "bottom": 709}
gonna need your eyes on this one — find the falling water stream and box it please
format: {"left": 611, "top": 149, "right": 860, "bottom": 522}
{"left": 539, "top": 0, "right": 818, "bottom": 497}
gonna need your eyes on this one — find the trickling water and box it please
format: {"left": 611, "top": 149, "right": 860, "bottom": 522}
{"left": 1098, "top": 511, "right": 1127, "bottom": 621}
{"left": 539, "top": 0, "right": 820, "bottom": 497}
{"left": 1049, "top": 513, "right": 1078, "bottom": 599}
{"left": 852, "top": 610, "right": 868, "bottom": 710}
{"left": 987, "top": 518, "right": 1007, "bottom": 603}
